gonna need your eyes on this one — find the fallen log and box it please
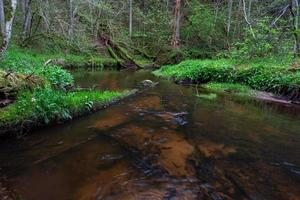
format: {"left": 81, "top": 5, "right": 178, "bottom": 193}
{"left": 0, "top": 70, "right": 43, "bottom": 106}
{"left": 98, "top": 34, "right": 143, "bottom": 69}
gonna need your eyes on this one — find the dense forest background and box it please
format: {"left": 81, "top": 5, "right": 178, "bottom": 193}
{"left": 1, "top": 0, "right": 299, "bottom": 63}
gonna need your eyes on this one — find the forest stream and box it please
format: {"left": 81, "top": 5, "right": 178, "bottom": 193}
{"left": 0, "top": 70, "right": 300, "bottom": 200}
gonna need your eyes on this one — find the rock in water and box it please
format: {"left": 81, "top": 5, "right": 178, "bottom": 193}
{"left": 140, "top": 80, "right": 158, "bottom": 88}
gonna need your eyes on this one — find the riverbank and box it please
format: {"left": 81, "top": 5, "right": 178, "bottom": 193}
{"left": 154, "top": 58, "right": 300, "bottom": 102}
{"left": 0, "top": 50, "right": 136, "bottom": 136}
{"left": 1, "top": 48, "right": 119, "bottom": 71}
{"left": 0, "top": 88, "right": 136, "bottom": 136}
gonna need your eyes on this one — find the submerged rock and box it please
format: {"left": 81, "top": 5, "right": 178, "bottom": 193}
{"left": 96, "top": 123, "right": 195, "bottom": 177}
{"left": 139, "top": 80, "right": 159, "bottom": 88}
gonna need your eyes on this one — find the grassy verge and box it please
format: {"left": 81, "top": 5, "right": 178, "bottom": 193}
{"left": 154, "top": 58, "right": 300, "bottom": 101}
{"left": 0, "top": 48, "right": 118, "bottom": 72}
{"left": 0, "top": 49, "right": 133, "bottom": 135}
{"left": 0, "top": 88, "right": 134, "bottom": 135}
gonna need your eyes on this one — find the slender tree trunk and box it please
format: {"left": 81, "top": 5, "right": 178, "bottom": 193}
{"left": 248, "top": 0, "right": 252, "bottom": 19}
{"left": 171, "top": 0, "right": 181, "bottom": 49}
{"left": 129, "top": 0, "right": 133, "bottom": 38}
{"left": 214, "top": 0, "right": 219, "bottom": 24}
{"left": 242, "top": 0, "right": 256, "bottom": 39}
{"left": 0, "top": 0, "right": 5, "bottom": 35}
{"left": 39, "top": 0, "right": 50, "bottom": 32}
{"left": 227, "top": 0, "right": 233, "bottom": 33}
{"left": 0, "top": 0, "right": 17, "bottom": 57}
{"left": 68, "top": 0, "right": 76, "bottom": 39}
{"left": 290, "top": 0, "right": 300, "bottom": 58}
{"left": 22, "top": 0, "right": 32, "bottom": 40}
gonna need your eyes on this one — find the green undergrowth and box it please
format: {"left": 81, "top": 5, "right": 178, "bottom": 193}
{"left": 0, "top": 87, "right": 129, "bottom": 127}
{"left": 154, "top": 58, "right": 300, "bottom": 100}
{"left": 0, "top": 48, "right": 117, "bottom": 71}
{"left": 0, "top": 49, "right": 74, "bottom": 89}
{"left": 0, "top": 48, "right": 131, "bottom": 134}
{"left": 53, "top": 54, "right": 118, "bottom": 68}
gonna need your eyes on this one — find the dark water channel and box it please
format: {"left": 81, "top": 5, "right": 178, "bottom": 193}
{"left": 0, "top": 70, "right": 300, "bottom": 200}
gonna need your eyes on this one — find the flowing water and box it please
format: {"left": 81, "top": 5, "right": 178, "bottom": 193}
{"left": 0, "top": 70, "right": 300, "bottom": 200}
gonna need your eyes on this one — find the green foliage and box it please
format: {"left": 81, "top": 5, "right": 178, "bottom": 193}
{"left": 154, "top": 59, "right": 235, "bottom": 82}
{"left": 0, "top": 49, "right": 74, "bottom": 89}
{"left": 231, "top": 19, "right": 284, "bottom": 60}
{"left": 35, "top": 65, "right": 74, "bottom": 89}
{"left": 182, "top": 1, "right": 225, "bottom": 55}
{"left": 0, "top": 87, "right": 125, "bottom": 125}
{"left": 183, "top": 3, "right": 215, "bottom": 42}
{"left": 182, "top": 48, "right": 215, "bottom": 59}
{"left": 0, "top": 48, "right": 131, "bottom": 130}
{"left": 154, "top": 58, "right": 300, "bottom": 97}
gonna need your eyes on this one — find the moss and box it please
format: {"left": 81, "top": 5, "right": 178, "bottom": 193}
{"left": 4, "top": 1, "right": 13, "bottom": 20}
{"left": 0, "top": 70, "right": 42, "bottom": 91}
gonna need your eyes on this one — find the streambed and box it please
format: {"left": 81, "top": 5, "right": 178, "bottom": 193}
{"left": 0, "top": 70, "right": 300, "bottom": 199}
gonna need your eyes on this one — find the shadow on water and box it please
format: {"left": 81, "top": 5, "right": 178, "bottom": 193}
{"left": 0, "top": 70, "right": 300, "bottom": 199}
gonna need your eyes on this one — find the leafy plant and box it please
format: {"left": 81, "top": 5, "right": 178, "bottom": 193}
{"left": 231, "top": 19, "right": 283, "bottom": 60}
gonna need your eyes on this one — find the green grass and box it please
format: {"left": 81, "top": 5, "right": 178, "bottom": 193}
{"left": 154, "top": 58, "right": 300, "bottom": 99}
{"left": 0, "top": 87, "right": 128, "bottom": 126}
{"left": 0, "top": 49, "right": 75, "bottom": 89}
{"left": 0, "top": 49, "right": 130, "bottom": 133}
{"left": 0, "top": 48, "right": 117, "bottom": 71}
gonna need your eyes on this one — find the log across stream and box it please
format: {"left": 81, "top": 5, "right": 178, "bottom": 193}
{"left": 0, "top": 70, "right": 299, "bottom": 200}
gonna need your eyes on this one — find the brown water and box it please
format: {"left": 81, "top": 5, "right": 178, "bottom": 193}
{"left": 0, "top": 70, "right": 300, "bottom": 200}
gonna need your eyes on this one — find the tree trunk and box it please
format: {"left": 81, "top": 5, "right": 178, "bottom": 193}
{"left": 227, "top": 0, "right": 233, "bottom": 33}
{"left": 37, "top": 0, "right": 50, "bottom": 32}
{"left": 0, "top": 0, "right": 17, "bottom": 57}
{"left": 171, "top": 0, "right": 181, "bottom": 49}
{"left": 68, "top": 0, "right": 76, "bottom": 39}
{"left": 0, "top": 0, "right": 5, "bottom": 35}
{"left": 129, "top": 0, "right": 133, "bottom": 38}
{"left": 248, "top": 0, "right": 252, "bottom": 19}
{"left": 242, "top": 0, "right": 255, "bottom": 39}
{"left": 22, "top": 0, "right": 32, "bottom": 40}
{"left": 290, "top": 0, "right": 300, "bottom": 58}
